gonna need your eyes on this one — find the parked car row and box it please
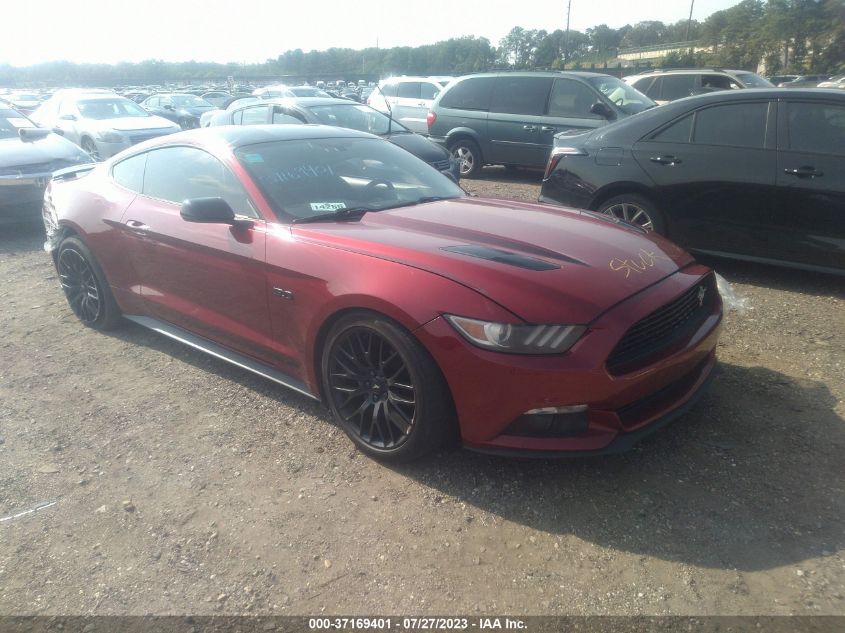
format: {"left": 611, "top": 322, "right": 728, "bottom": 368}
{"left": 205, "top": 97, "right": 459, "bottom": 181}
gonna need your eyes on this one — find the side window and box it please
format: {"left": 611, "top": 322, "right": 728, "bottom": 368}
{"left": 420, "top": 82, "right": 440, "bottom": 100}
{"left": 397, "top": 82, "right": 421, "bottom": 99}
{"left": 490, "top": 77, "right": 552, "bottom": 116}
{"left": 142, "top": 146, "right": 258, "bottom": 218}
{"left": 693, "top": 102, "right": 767, "bottom": 148}
{"left": 701, "top": 75, "right": 733, "bottom": 91}
{"left": 111, "top": 152, "right": 147, "bottom": 193}
{"left": 272, "top": 108, "right": 306, "bottom": 124}
{"left": 547, "top": 79, "right": 603, "bottom": 119}
{"left": 146, "top": 97, "right": 159, "bottom": 107}
{"left": 651, "top": 115, "right": 693, "bottom": 143}
{"left": 240, "top": 105, "right": 268, "bottom": 125}
{"left": 630, "top": 76, "right": 657, "bottom": 98}
{"left": 380, "top": 83, "right": 398, "bottom": 97}
{"left": 660, "top": 75, "right": 697, "bottom": 101}
{"left": 787, "top": 102, "right": 845, "bottom": 156}
{"left": 643, "top": 77, "right": 663, "bottom": 99}
{"left": 160, "top": 97, "right": 172, "bottom": 107}
{"left": 439, "top": 77, "right": 496, "bottom": 111}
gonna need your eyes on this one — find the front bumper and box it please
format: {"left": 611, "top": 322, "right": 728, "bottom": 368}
{"left": 415, "top": 264, "right": 722, "bottom": 454}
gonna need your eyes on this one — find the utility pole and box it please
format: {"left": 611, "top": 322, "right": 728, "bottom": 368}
{"left": 563, "top": 0, "right": 572, "bottom": 66}
{"left": 685, "top": 0, "right": 695, "bottom": 42}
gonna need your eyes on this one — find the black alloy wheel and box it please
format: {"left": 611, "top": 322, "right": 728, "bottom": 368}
{"left": 322, "top": 313, "right": 454, "bottom": 461}
{"left": 57, "top": 237, "right": 121, "bottom": 330}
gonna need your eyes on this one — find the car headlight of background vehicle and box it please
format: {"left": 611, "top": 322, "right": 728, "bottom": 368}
{"left": 96, "top": 129, "right": 125, "bottom": 143}
{"left": 444, "top": 315, "right": 585, "bottom": 354}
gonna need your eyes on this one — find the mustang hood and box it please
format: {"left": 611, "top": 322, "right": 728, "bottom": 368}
{"left": 292, "top": 198, "right": 694, "bottom": 324}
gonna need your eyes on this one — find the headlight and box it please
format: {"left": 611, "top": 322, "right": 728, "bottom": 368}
{"left": 97, "top": 129, "right": 125, "bottom": 143}
{"left": 444, "top": 314, "right": 585, "bottom": 354}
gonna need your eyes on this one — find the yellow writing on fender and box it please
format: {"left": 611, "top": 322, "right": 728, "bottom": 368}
{"left": 609, "top": 248, "right": 669, "bottom": 278}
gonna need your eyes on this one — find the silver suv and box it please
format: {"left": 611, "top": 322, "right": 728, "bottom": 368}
{"left": 367, "top": 76, "right": 450, "bottom": 133}
{"left": 623, "top": 68, "right": 773, "bottom": 104}
{"left": 31, "top": 89, "right": 181, "bottom": 160}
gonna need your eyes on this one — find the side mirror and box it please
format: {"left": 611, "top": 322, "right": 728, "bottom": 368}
{"left": 59, "top": 114, "right": 77, "bottom": 121}
{"left": 180, "top": 197, "right": 237, "bottom": 224}
{"left": 18, "top": 127, "right": 52, "bottom": 142}
{"left": 52, "top": 127, "right": 66, "bottom": 136}
{"left": 164, "top": 104, "right": 174, "bottom": 111}
{"left": 590, "top": 102, "right": 615, "bottom": 119}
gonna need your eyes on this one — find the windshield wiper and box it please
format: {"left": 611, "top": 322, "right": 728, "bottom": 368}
{"left": 382, "top": 196, "right": 457, "bottom": 210}
{"left": 291, "top": 206, "right": 372, "bottom": 224}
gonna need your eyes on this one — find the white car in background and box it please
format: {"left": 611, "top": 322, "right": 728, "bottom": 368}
{"left": 366, "top": 76, "right": 449, "bottom": 134}
{"left": 30, "top": 89, "right": 180, "bottom": 160}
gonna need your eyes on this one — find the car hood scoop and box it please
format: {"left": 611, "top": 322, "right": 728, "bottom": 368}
{"left": 293, "top": 197, "right": 693, "bottom": 323}
{"left": 442, "top": 244, "right": 565, "bottom": 271}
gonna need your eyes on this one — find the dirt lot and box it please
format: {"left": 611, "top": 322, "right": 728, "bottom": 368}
{"left": 1, "top": 168, "right": 843, "bottom": 617}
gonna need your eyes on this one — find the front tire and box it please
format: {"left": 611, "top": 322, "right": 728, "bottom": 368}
{"left": 321, "top": 312, "right": 454, "bottom": 462}
{"left": 449, "top": 138, "right": 482, "bottom": 178}
{"left": 57, "top": 236, "right": 122, "bottom": 330}
{"left": 80, "top": 137, "right": 100, "bottom": 162}
{"left": 598, "top": 194, "right": 665, "bottom": 234}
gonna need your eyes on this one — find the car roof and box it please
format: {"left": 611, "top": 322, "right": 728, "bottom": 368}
{"left": 149, "top": 93, "right": 199, "bottom": 98}
{"left": 134, "top": 124, "right": 376, "bottom": 152}
{"left": 457, "top": 70, "right": 617, "bottom": 80}
{"left": 631, "top": 68, "right": 752, "bottom": 75}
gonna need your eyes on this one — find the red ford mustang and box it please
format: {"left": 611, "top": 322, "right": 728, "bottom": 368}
{"left": 43, "top": 125, "right": 722, "bottom": 462}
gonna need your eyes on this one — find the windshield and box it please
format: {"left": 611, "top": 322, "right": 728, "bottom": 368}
{"left": 586, "top": 76, "right": 656, "bottom": 114}
{"left": 170, "top": 95, "right": 214, "bottom": 108}
{"left": 736, "top": 72, "right": 774, "bottom": 88}
{"left": 78, "top": 98, "right": 150, "bottom": 120}
{"left": 305, "top": 104, "right": 408, "bottom": 135}
{"left": 236, "top": 137, "right": 464, "bottom": 222}
{"left": 0, "top": 108, "right": 36, "bottom": 139}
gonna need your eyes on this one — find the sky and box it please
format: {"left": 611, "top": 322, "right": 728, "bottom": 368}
{"left": 1, "top": 0, "right": 743, "bottom": 67}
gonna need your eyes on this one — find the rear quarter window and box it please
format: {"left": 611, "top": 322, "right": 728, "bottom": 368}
{"left": 439, "top": 77, "right": 495, "bottom": 111}
{"left": 111, "top": 152, "right": 147, "bottom": 193}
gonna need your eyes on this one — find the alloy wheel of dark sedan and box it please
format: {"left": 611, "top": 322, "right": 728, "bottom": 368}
{"left": 58, "top": 246, "right": 102, "bottom": 324}
{"left": 326, "top": 325, "right": 417, "bottom": 451}
{"left": 599, "top": 195, "right": 663, "bottom": 233}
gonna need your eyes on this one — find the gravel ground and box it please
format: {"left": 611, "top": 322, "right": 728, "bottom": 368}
{"left": 1, "top": 168, "right": 843, "bottom": 617}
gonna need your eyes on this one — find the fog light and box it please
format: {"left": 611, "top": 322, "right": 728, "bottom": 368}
{"left": 505, "top": 405, "right": 589, "bottom": 438}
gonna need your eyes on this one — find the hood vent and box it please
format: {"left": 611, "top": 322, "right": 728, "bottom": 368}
{"left": 442, "top": 245, "right": 560, "bottom": 271}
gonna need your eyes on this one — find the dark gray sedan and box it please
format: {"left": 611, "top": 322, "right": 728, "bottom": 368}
{"left": 0, "top": 107, "right": 91, "bottom": 225}
{"left": 207, "top": 97, "right": 459, "bottom": 181}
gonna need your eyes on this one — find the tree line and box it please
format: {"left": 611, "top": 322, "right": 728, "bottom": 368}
{"left": 1, "top": 0, "right": 841, "bottom": 87}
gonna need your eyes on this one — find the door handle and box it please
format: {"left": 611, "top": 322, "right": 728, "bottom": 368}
{"left": 650, "top": 155, "right": 682, "bottom": 165}
{"left": 523, "top": 125, "right": 537, "bottom": 131}
{"left": 540, "top": 126, "right": 556, "bottom": 132}
{"left": 784, "top": 166, "right": 824, "bottom": 178}
{"left": 124, "top": 219, "right": 150, "bottom": 233}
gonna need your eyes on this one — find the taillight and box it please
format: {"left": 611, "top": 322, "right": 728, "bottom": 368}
{"left": 542, "top": 146, "right": 586, "bottom": 180}
{"left": 426, "top": 111, "right": 436, "bottom": 131}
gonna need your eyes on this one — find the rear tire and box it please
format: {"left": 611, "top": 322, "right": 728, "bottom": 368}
{"left": 57, "top": 236, "right": 122, "bottom": 330}
{"left": 449, "top": 138, "right": 482, "bottom": 178}
{"left": 598, "top": 194, "right": 665, "bottom": 234}
{"left": 321, "top": 311, "right": 455, "bottom": 462}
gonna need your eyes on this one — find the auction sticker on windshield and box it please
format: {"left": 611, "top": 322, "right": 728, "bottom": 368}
{"left": 310, "top": 202, "right": 347, "bottom": 211}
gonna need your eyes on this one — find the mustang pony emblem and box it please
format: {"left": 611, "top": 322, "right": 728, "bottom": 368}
{"left": 609, "top": 249, "right": 669, "bottom": 278}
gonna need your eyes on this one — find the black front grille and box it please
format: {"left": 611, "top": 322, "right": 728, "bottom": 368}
{"left": 607, "top": 274, "right": 716, "bottom": 375}
{"left": 7, "top": 159, "right": 70, "bottom": 175}
{"left": 430, "top": 158, "right": 452, "bottom": 171}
